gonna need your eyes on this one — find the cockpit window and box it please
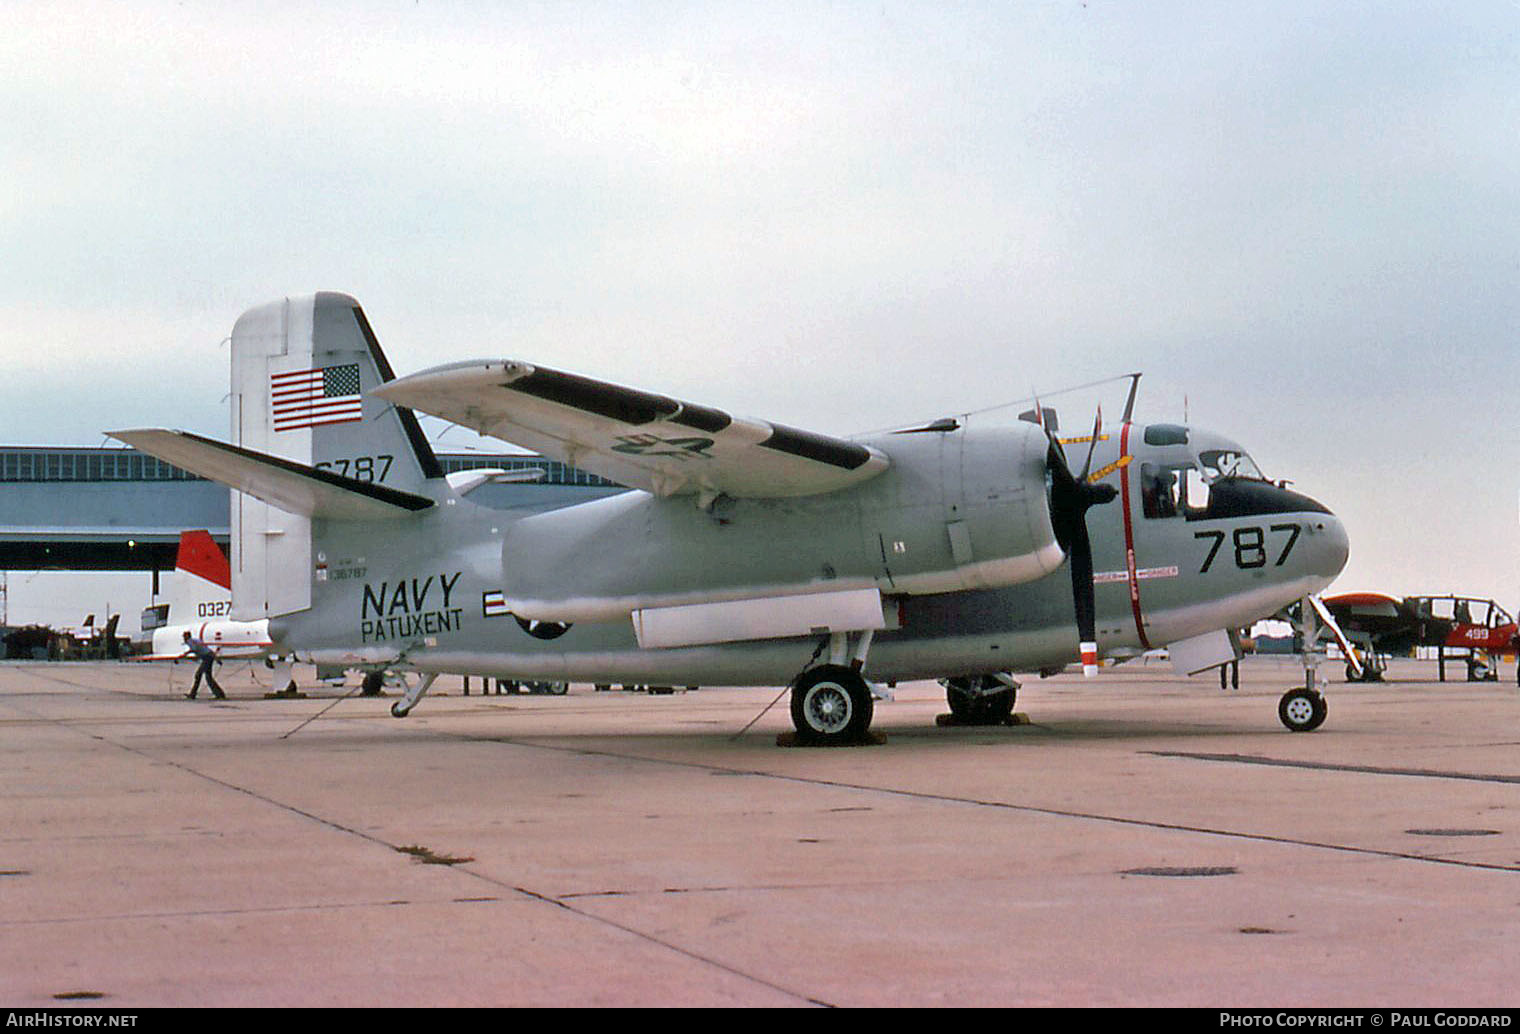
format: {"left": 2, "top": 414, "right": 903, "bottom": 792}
{"left": 1142, "top": 462, "right": 1218, "bottom": 519}
{"left": 1141, "top": 464, "right": 1179, "bottom": 518}
{"left": 141, "top": 603, "right": 169, "bottom": 632}
{"left": 1424, "top": 598, "right": 1514, "bottom": 628}
{"left": 1183, "top": 466, "right": 1212, "bottom": 511}
{"left": 1198, "top": 449, "right": 1265, "bottom": 483}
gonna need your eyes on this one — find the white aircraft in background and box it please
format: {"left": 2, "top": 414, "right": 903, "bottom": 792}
{"left": 135, "top": 530, "right": 273, "bottom": 660}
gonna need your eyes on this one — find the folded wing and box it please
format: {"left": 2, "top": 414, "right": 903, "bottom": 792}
{"left": 370, "top": 360, "right": 890, "bottom": 499}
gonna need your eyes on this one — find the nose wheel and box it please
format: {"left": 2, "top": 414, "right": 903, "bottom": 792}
{"left": 1278, "top": 687, "right": 1327, "bottom": 732}
{"left": 1278, "top": 592, "right": 1344, "bottom": 731}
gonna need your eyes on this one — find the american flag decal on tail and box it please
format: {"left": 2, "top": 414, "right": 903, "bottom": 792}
{"left": 271, "top": 364, "right": 364, "bottom": 432}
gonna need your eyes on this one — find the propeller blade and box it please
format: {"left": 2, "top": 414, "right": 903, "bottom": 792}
{"left": 1086, "top": 454, "right": 1132, "bottom": 483}
{"left": 1044, "top": 429, "right": 1115, "bottom": 679}
{"left": 1067, "top": 515, "right": 1099, "bottom": 677}
{"left": 1078, "top": 406, "right": 1102, "bottom": 482}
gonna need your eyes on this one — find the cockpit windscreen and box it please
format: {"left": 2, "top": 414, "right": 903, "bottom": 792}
{"left": 1197, "top": 449, "right": 1265, "bottom": 483}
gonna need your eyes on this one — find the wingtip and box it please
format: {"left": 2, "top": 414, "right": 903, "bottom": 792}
{"left": 107, "top": 428, "right": 185, "bottom": 447}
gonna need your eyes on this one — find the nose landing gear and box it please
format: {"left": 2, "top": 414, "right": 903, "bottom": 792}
{"left": 1278, "top": 593, "right": 1336, "bottom": 732}
{"left": 1277, "top": 685, "right": 1328, "bottom": 732}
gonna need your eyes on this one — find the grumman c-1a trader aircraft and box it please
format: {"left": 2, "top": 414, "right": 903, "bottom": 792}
{"left": 113, "top": 293, "right": 1350, "bottom": 744}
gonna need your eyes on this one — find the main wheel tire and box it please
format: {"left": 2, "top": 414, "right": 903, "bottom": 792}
{"left": 790, "top": 665, "right": 874, "bottom": 744}
{"left": 1278, "top": 687, "right": 1328, "bottom": 732}
{"left": 945, "top": 676, "right": 1016, "bottom": 725}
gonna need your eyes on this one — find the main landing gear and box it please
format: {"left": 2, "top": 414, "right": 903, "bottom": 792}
{"left": 789, "top": 664, "right": 875, "bottom": 744}
{"left": 940, "top": 674, "right": 1019, "bottom": 726}
{"left": 1346, "top": 653, "right": 1386, "bottom": 683}
{"left": 783, "top": 635, "right": 1029, "bottom": 744}
{"left": 787, "top": 630, "right": 880, "bottom": 746}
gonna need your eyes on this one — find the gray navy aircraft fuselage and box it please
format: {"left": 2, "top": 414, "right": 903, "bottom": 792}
{"left": 116, "top": 293, "right": 1349, "bottom": 743}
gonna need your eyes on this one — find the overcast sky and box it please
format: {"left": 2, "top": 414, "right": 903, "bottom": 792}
{"left": 3, "top": 1, "right": 1517, "bottom": 625}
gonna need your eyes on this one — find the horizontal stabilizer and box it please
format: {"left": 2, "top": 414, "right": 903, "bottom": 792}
{"left": 109, "top": 429, "right": 434, "bottom": 521}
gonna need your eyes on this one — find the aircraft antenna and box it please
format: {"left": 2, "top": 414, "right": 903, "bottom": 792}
{"left": 958, "top": 371, "right": 1142, "bottom": 422}
{"left": 851, "top": 371, "right": 1143, "bottom": 438}
{"left": 1121, "top": 373, "right": 1142, "bottom": 425}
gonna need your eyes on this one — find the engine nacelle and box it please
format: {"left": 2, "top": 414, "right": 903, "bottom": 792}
{"left": 863, "top": 421, "right": 1063, "bottom": 595}
{"left": 499, "top": 422, "right": 1064, "bottom": 631}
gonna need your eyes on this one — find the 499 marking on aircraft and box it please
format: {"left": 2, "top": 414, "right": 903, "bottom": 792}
{"left": 113, "top": 292, "right": 1352, "bottom": 743}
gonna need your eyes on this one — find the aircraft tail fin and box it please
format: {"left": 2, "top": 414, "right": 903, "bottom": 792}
{"left": 230, "top": 292, "right": 442, "bottom": 488}
{"left": 175, "top": 530, "right": 231, "bottom": 592}
{"left": 225, "top": 292, "right": 443, "bottom": 619}
{"left": 112, "top": 294, "right": 441, "bottom": 621}
{"left": 149, "top": 529, "right": 233, "bottom": 629}
{"left": 102, "top": 614, "right": 122, "bottom": 660}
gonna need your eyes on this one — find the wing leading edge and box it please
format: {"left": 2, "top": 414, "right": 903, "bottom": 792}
{"left": 370, "top": 360, "right": 890, "bottom": 500}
